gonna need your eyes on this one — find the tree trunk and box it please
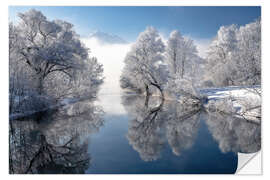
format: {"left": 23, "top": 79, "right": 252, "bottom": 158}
{"left": 144, "top": 84, "right": 150, "bottom": 107}
{"left": 38, "top": 75, "right": 44, "bottom": 95}
{"left": 173, "top": 51, "right": 177, "bottom": 74}
{"left": 181, "top": 57, "right": 185, "bottom": 78}
{"left": 150, "top": 83, "right": 164, "bottom": 100}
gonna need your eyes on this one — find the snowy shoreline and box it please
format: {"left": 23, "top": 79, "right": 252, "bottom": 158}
{"left": 9, "top": 96, "right": 94, "bottom": 121}
{"left": 201, "top": 85, "right": 261, "bottom": 124}
{"left": 10, "top": 85, "right": 261, "bottom": 123}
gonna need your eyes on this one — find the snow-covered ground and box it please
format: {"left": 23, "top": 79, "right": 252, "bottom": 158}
{"left": 200, "top": 85, "right": 261, "bottom": 123}
{"left": 10, "top": 85, "right": 261, "bottom": 124}
{"left": 200, "top": 85, "right": 261, "bottom": 101}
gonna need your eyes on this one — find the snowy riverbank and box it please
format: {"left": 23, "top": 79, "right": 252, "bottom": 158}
{"left": 9, "top": 96, "right": 94, "bottom": 121}
{"left": 10, "top": 85, "right": 261, "bottom": 123}
{"left": 201, "top": 85, "right": 261, "bottom": 124}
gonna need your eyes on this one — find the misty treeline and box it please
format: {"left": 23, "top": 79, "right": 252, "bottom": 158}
{"left": 9, "top": 9, "right": 104, "bottom": 116}
{"left": 120, "top": 19, "right": 261, "bottom": 102}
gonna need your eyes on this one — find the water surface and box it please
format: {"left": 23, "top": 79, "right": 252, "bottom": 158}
{"left": 9, "top": 94, "right": 261, "bottom": 174}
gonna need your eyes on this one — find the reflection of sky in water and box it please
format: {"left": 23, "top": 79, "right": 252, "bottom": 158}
{"left": 87, "top": 111, "right": 238, "bottom": 174}
{"left": 10, "top": 94, "right": 260, "bottom": 173}
{"left": 95, "top": 94, "right": 127, "bottom": 115}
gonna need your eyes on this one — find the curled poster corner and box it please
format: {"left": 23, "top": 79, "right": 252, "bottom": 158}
{"left": 236, "top": 151, "right": 262, "bottom": 174}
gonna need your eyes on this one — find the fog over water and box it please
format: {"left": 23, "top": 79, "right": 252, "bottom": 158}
{"left": 82, "top": 37, "right": 132, "bottom": 115}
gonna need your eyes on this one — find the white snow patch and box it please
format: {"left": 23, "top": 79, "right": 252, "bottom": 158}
{"left": 201, "top": 85, "right": 261, "bottom": 123}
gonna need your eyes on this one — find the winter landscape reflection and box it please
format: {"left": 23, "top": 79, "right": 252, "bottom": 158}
{"left": 9, "top": 7, "right": 261, "bottom": 174}
{"left": 9, "top": 94, "right": 260, "bottom": 174}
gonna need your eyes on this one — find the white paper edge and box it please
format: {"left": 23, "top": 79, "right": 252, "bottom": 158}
{"left": 236, "top": 151, "right": 262, "bottom": 174}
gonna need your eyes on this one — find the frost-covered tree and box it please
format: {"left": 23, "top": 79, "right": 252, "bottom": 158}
{"left": 166, "top": 30, "right": 184, "bottom": 76}
{"left": 165, "top": 78, "right": 202, "bottom": 104}
{"left": 234, "top": 19, "right": 261, "bottom": 85}
{"left": 205, "top": 24, "right": 238, "bottom": 86}
{"left": 9, "top": 22, "right": 54, "bottom": 114}
{"left": 120, "top": 27, "right": 205, "bottom": 102}
{"left": 45, "top": 57, "right": 104, "bottom": 99}
{"left": 10, "top": 9, "right": 103, "bottom": 95}
{"left": 205, "top": 19, "right": 261, "bottom": 87}
{"left": 166, "top": 30, "right": 199, "bottom": 79}
{"left": 9, "top": 9, "right": 104, "bottom": 116}
{"left": 165, "top": 30, "right": 204, "bottom": 102}
{"left": 120, "top": 27, "right": 167, "bottom": 97}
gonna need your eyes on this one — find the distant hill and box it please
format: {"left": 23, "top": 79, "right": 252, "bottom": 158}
{"left": 88, "top": 31, "right": 128, "bottom": 44}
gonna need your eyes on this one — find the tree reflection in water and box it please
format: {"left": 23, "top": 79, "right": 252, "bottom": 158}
{"left": 122, "top": 95, "right": 201, "bottom": 161}
{"left": 9, "top": 100, "right": 104, "bottom": 174}
{"left": 205, "top": 110, "right": 261, "bottom": 154}
{"left": 122, "top": 95, "right": 261, "bottom": 162}
{"left": 9, "top": 95, "right": 261, "bottom": 173}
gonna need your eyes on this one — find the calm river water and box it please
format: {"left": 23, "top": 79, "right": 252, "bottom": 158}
{"left": 9, "top": 94, "right": 261, "bottom": 174}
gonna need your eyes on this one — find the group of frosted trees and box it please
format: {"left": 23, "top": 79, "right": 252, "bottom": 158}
{"left": 9, "top": 9, "right": 105, "bottom": 174}
{"left": 205, "top": 19, "right": 261, "bottom": 87}
{"left": 120, "top": 27, "right": 203, "bottom": 101}
{"left": 120, "top": 19, "right": 261, "bottom": 100}
{"left": 9, "top": 9, "right": 104, "bottom": 115}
